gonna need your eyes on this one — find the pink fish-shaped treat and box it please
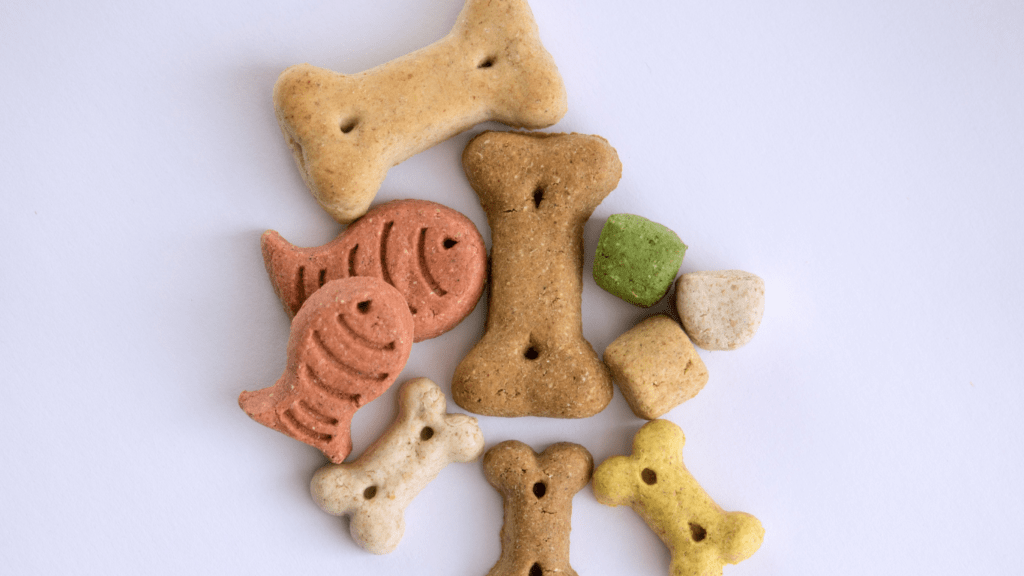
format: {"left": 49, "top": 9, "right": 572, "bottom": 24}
{"left": 261, "top": 199, "right": 487, "bottom": 342}
{"left": 238, "top": 276, "right": 414, "bottom": 463}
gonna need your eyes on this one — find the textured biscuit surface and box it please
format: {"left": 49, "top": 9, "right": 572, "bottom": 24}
{"left": 594, "top": 214, "right": 687, "bottom": 307}
{"left": 484, "top": 441, "right": 593, "bottom": 576}
{"left": 262, "top": 199, "right": 487, "bottom": 341}
{"left": 675, "top": 270, "right": 765, "bottom": 351}
{"left": 593, "top": 420, "right": 764, "bottom": 576}
{"left": 238, "top": 276, "right": 414, "bottom": 463}
{"left": 453, "top": 131, "right": 620, "bottom": 418}
{"left": 274, "top": 0, "right": 567, "bottom": 223}
{"left": 603, "top": 315, "right": 709, "bottom": 419}
{"left": 310, "top": 378, "right": 484, "bottom": 554}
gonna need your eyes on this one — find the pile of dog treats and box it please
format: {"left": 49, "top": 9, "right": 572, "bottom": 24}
{"left": 238, "top": 0, "right": 766, "bottom": 574}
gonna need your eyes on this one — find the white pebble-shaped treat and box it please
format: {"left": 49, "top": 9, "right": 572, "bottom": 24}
{"left": 675, "top": 270, "right": 765, "bottom": 351}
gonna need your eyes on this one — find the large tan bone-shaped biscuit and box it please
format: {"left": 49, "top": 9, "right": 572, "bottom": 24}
{"left": 452, "top": 131, "right": 620, "bottom": 418}
{"left": 483, "top": 441, "right": 593, "bottom": 576}
{"left": 310, "top": 377, "right": 484, "bottom": 554}
{"left": 592, "top": 420, "right": 764, "bottom": 576}
{"left": 274, "top": 0, "right": 567, "bottom": 224}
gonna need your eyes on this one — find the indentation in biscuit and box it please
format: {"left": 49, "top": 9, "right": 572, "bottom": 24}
{"left": 310, "top": 378, "right": 485, "bottom": 554}
{"left": 336, "top": 313, "right": 395, "bottom": 351}
{"left": 452, "top": 131, "right": 621, "bottom": 418}
{"left": 339, "top": 117, "right": 358, "bottom": 134}
{"left": 418, "top": 228, "right": 448, "bottom": 296}
{"left": 273, "top": 0, "right": 567, "bottom": 224}
{"left": 532, "top": 481, "right": 546, "bottom": 498}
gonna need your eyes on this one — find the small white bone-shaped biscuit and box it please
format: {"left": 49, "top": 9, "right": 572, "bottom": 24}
{"left": 274, "top": 0, "right": 567, "bottom": 224}
{"left": 310, "top": 377, "right": 485, "bottom": 554}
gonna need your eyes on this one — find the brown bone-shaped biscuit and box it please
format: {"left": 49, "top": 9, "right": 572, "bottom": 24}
{"left": 273, "top": 0, "right": 567, "bottom": 224}
{"left": 452, "top": 131, "right": 621, "bottom": 418}
{"left": 261, "top": 199, "right": 487, "bottom": 342}
{"left": 483, "top": 441, "right": 593, "bottom": 576}
{"left": 238, "top": 276, "right": 414, "bottom": 463}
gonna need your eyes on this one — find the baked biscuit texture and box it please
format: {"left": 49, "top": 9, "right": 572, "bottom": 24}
{"left": 676, "top": 270, "right": 765, "bottom": 351}
{"left": 262, "top": 199, "right": 487, "bottom": 342}
{"left": 594, "top": 214, "right": 687, "bottom": 307}
{"left": 311, "top": 378, "right": 484, "bottom": 554}
{"left": 603, "top": 315, "right": 709, "bottom": 419}
{"left": 483, "top": 441, "right": 593, "bottom": 576}
{"left": 273, "top": 0, "right": 567, "bottom": 224}
{"left": 453, "top": 131, "right": 621, "bottom": 418}
{"left": 593, "top": 420, "right": 764, "bottom": 576}
{"left": 238, "top": 276, "right": 414, "bottom": 464}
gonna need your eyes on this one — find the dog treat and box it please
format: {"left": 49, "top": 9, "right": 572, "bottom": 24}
{"left": 273, "top": 0, "right": 567, "bottom": 224}
{"left": 593, "top": 214, "right": 687, "bottom": 307}
{"left": 483, "top": 441, "right": 593, "bottom": 576}
{"left": 262, "top": 199, "right": 487, "bottom": 341}
{"left": 593, "top": 420, "right": 764, "bottom": 576}
{"left": 310, "top": 377, "right": 484, "bottom": 554}
{"left": 675, "top": 270, "right": 765, "bottom": 351}
{"left": 603, "top": 315, "right": 709, "bottom": 419}
{"left": 238, "top": 276, "right": 414, "bottom": 463}
{"left": 452, "top": 131, "right": 620, "bottom": 418}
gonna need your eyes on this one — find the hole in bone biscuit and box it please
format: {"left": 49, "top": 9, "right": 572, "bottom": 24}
{"left": 689, "top": 522, "right": 707, "bottom": 542}
{"left": 363, "top": 486, "right": 377, "bottom": 500}
{"left": 641, "top": 468, "right": 657, "bottom": 485}
{"left": 477, "top": 56, "right": 496, "bottom": 68}
{"left": 524, "top": 347, "right": 540, "bottom": 360}
{"left": 443, "top": 238, "right": 458, "bottom": 249}
{"left": 420, "top": 426, "right": 434, "bottom": 441}
{"left": 532, "top": 482, "right": 546, "bottom": 498}
{"left": 357, "top": 300, "right": 371, "bottom": 314}
{"left": 529, "top": 563, "right": 542, "bottom": 576}
{"left": 339, "top": 117, "right": 358, "bottom": 134}
{"left": 408, "top": 303, "right": 418, "bottom": 315}
{"left": 533, "top": 187, "right": 544, "bottom": 209}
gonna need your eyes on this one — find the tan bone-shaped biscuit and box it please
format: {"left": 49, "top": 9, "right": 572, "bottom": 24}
{"left": 274, "top": 0, "right": 567, "bottom": 224}
{"left": 452, "top": 131, "right": 621, "bottom": 418}
{"left": 310, "top": 377, "right": 484, "bottom": 554}
{"left": 483, "top": 440, "right": 593, "bottom": 576}
{"left": 592, "top": 420, "right": 764, "bottom": 576}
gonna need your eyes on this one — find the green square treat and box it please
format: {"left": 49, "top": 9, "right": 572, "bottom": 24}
{"left": 594, "top": 214, "right": 687, "bottom": 307}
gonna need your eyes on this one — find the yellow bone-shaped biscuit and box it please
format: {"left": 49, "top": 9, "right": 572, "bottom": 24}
{"left": 592, "top": 420, "right": 764, "bottom": 576}
{"left": 274, "top": 0, "right": 567, "bottom": 223}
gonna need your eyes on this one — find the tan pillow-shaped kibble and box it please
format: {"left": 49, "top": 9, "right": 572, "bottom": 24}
{"left": 604, "top": 315, "right": 708, "bottom": 419}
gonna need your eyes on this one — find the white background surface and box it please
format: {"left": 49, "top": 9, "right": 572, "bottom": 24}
{"left": 2, "top": 0, "right": 1022, "bottom": 574}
